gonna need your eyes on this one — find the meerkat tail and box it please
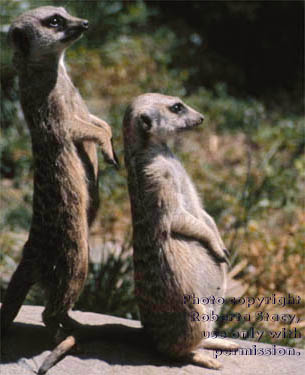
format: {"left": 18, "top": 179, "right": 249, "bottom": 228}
{"left": 1, "top": 260, "right": 35, "bottom": 335}
{"left": 186, "top": 351, "right": 222, "bottom": 369}
{"left": 38, "top": 335, "right": 76, "bottom": 374}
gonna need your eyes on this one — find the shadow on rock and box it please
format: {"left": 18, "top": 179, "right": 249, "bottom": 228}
{"left": 1, "top": 321, "right": 181, "bottom": 368}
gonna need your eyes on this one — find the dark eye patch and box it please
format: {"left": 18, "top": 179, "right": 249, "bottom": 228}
{"left": 46, "top": 15, "right": 65, "bottom": 29}
{"left": 169, "top": 103, "right": 185, "bottom": 114}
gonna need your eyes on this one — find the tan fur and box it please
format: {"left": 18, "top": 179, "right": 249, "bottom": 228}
{"left": 123, "top": 93, "right": 238, "bottom": 369}
{"left": 1, "top": 6, "right": 117, "bottom": 373}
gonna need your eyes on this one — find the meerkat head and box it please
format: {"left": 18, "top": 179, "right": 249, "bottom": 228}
{"left": 124, "top": 93, "right": 204, "bottom": 146}
{"left": 8, "top": 6, "right": 89, "bottom": 63}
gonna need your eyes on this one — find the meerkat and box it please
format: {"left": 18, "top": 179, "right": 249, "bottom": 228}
{"left": 1, "top": 6, "right": 117, "bottom": 372}
{"left": 123, "top": 93, "right": 239, "bottom": 369}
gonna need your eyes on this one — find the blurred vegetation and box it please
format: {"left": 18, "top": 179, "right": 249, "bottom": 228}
{"left": 1, "top": 0, "right": 304, "bottom": 348}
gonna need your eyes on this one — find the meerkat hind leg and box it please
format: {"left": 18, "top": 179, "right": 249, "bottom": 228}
{"left": 201, "top": 337, "right": 240, "bottom": 350}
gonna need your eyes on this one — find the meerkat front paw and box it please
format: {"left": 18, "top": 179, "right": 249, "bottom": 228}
{"left": 208, "top": 238, "right": 230, "bottom": 264}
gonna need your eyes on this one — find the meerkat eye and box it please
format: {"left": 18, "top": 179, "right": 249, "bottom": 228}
{"left": 48, "top": 15, "right": 64, "bottom": 28}
{"left": 169, "top": 103, "right": 185, "bottom": 114}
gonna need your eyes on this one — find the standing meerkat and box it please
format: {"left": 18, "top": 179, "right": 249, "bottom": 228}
{"left": 123, "top": 93, "right": 238, "bottom": 369}
{"left": 1, "top": 6, "right": 117, "bottom": 372}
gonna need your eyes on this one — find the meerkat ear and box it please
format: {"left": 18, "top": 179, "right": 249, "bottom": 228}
{"left": 140, "top": 114, "right": 153, "bottom": 131}
{"left": 138, "top": 110, "right": 160, "bottom": 132}
{"left": 8, "top": 26, "right": 29, "bottom": 56}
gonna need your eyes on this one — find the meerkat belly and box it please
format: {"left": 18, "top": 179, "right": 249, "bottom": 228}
{"left": 167, "top": 236, "right": 226, "bottom": 305}
{"left": 30, "top": 148, "right": 89, "bottom": 282}
{"left": 137, "top": 239, "right": 224, "bottom": 308}
{"left": 134, "top": 236, "right": 220, "bottom": 354}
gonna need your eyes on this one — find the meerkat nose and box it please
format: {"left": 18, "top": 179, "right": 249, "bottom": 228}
{"left": 82, "top": 20, "right": 89, "bottom": 29}
{"left": 199, "top": 115, "right": 204, "bottom": 124}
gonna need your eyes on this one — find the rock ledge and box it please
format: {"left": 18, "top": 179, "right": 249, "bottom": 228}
{"left": 1, "top": 305, "right": 304, "bottom": 374}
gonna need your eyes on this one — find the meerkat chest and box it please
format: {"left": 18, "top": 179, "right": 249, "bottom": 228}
{"left": 169, "top": 158, "right": 202, "bottom": 217}
{"left": 57, "top": 71, "right": 89, "bottom": 120}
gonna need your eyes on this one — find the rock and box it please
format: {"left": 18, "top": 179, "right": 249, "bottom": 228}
{"left": 1, "top": 305, "right": 304, "bottom": 374}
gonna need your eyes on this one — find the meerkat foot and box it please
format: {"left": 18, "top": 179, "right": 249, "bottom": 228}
{"left": 60, "top": 314, "right": 83, "bottom": 331}
{"left": 201, "top": 338, "right": 240, "bottom": 350}
{"left": 187, "top": 351, "right": 222, "bottom": 369}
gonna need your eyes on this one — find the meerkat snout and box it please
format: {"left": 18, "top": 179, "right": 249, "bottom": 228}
{"left": 82, "top": 20, "right": 89, "bottom": 29}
